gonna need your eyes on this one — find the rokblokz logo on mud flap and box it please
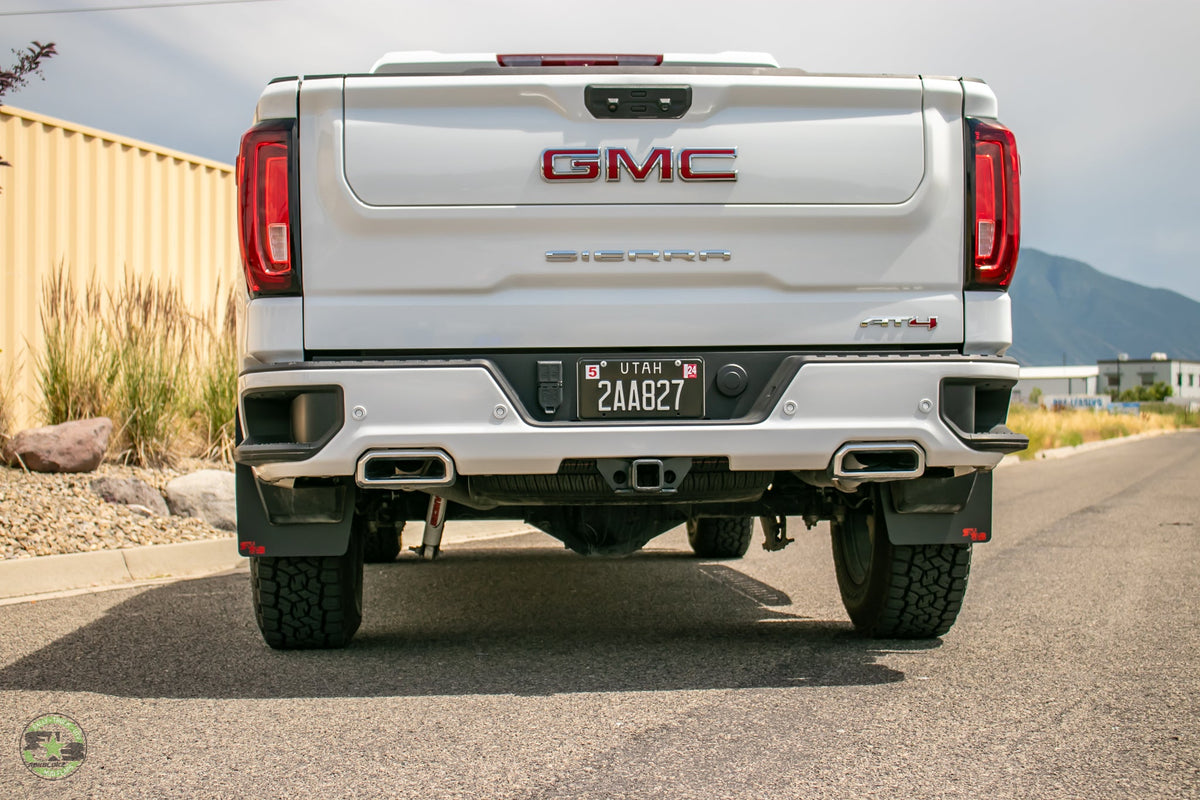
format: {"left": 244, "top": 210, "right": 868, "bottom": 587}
{"left": 19, "top": 713, "right": 86, "bottom": 780}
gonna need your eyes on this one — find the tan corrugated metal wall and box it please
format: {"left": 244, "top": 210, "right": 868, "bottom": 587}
{"left": 0, "top": 105, "right": 238, "bottom": 429}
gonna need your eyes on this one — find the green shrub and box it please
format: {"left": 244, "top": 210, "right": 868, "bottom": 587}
{"left": 1117, "top": 382, "right": 1173, "bottom": 402}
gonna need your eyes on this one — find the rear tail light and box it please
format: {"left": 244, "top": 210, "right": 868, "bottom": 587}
{"left": 497, "top": 54, "right": 663, "bottom": 67}
{"left": 967, "top": 118, "right": 1021, "bottom": 289}
{"left": 237, "top": 120, "right": 297, "bottom": 295}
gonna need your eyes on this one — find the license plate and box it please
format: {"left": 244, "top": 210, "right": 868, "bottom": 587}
{"left": 577, "top": 358, "right": 704, "bottom": 419}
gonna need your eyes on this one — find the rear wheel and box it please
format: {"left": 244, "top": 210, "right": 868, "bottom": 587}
{"left": 687, "top": 516, "right": 754, "bottom": 559}
{"left": 361, "top": 518, "right": 404, "bottom": 563}
{"left": 251, "top": 531, "right": 364, "bottom": 649}
{"left": 830, "top": 489, "right": 971, "bottom": 638}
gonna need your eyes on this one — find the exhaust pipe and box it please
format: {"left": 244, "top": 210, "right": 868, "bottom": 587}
{"left": 355, "top": 449, "right": 456, "bottom": 489}
{"left": 832, "top": 443, "right": 925, "bottom": 481}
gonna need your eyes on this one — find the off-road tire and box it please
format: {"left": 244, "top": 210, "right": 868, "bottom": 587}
{"left": 361, "top": 520, "right": 403, "bottom": 563}
{"left": 830, "top": 491, "right": 971, "bottom": 639}
{"left": 251, "top": 532, "right": 364, "bottom": 649}
{"left": 687, "top": 516, "right": 754, "bottom": 559}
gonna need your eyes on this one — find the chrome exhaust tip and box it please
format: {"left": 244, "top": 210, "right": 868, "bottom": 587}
{"left": 355, "top": 449, "right": 456, "bottom": 489}
{"left": 832, "top": 442, "right": 926, "bottom": 481}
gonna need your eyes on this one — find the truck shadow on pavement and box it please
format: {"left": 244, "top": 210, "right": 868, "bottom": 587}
{"left": 0, "top": 546, "right": 940, "bottom": 700}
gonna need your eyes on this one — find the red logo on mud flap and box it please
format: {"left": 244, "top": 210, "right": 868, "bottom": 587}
{"left": 961, "top": 528, "right": 988, "bottom": 542}
{"left": 683, "top": 363, "right": 699, "bottom": 379}
{"left": 239, "top": 541, "right": 266, "bottom": 555}
{"left": 585, "top": 365, "right": 600, "bottom": 380}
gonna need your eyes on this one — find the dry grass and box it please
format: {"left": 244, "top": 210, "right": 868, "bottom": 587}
{"left": 0, "top": 351, "right": 14, "bottom": 447}
{"left": 106, "top": 274, "right": 194, "bottom": 467}
{"left": 34, "top": 268, "right": 238, "bottom": 467}
{"left": 36, "top": 270, "right": 114, "bottom": 425}
{"left": 1007, "top": 404, "right": 1192, "bottom": 459}
{"left": 189, "top": 288, "right": 239, "bottom": 463}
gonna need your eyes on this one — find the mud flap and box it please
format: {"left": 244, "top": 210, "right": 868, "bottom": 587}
{"left": 880, "top": 471, "right": 992, "bottom": 546}
{"left": 235, "top": 464, "right": 356, "bottom": 557}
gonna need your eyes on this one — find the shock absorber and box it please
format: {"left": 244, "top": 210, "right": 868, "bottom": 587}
{"left": 413, "top": 495, "right": 447, "bottom": 560}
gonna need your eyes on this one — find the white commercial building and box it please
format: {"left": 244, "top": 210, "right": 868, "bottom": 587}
{"left": 1097, "top": 355, "right": 1200, "bottom": 404}
{"left": 1012, "top": 366, "right": 1100, "bottom": 404}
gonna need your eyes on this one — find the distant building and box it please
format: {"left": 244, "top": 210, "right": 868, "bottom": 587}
{"left": 1013, "top": 366, "right": 1099, "bottom": 403}
{"left": 1097, "top": 354, "right": 1200, "bottom": 404}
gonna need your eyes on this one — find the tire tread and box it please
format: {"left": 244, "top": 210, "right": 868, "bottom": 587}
{"left": 251, "top": 536, "right": 363, "bottom": 649}
{"left": 873, "top": 543, "right": 972, "bottom": 638}
{"left": 831, "top": 495, "right": 973, "bottom": 640}
{"left": 687, "top": 517, "right": 754, "bottom": 559}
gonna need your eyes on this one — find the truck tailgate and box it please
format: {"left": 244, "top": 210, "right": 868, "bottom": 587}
{"left": 298, "top": 73, "right": 967, "bottom": 351}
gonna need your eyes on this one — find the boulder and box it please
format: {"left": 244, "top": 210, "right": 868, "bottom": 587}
{"left": 2, "top": 417, "right": 113, "bottom": 473}
{"left": 165, "top": 469, "right": 236, "bottom": 531}
{"left": 89, "top": 476, "right": 170, "bottom": 517}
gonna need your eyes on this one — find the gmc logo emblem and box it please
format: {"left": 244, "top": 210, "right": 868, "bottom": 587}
{"left": 541, "top": 147, "right": 738, "bottom": 182}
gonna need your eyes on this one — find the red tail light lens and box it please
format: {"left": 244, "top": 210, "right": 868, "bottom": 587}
{"left": 497, "top": 54, "right": 663, "bottom": 67}
{"left": 237, "top": 121, "right": 296, "bottom": 295}
{"left": 968, "top": 118, "right": 1021, "bottom": 289}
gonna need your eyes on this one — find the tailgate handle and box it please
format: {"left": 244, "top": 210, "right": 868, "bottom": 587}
{"left": 585, "top": 85, "right": 691, "bottom": 119}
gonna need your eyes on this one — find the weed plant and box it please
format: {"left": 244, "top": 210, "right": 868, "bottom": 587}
{"left": 36, "top": 270, "right": 114, "bottom": 425}
{"left": 106, "top": 275, "right": 193, "bottom": 467}
{"left": 191, "top": 289, "right": 238, "bottom": 463}
{"left": 0, "top": 350, "right": 13, "bottom": 446}
{"left": 34, "top": 269, "right": 238, "bottom": 467}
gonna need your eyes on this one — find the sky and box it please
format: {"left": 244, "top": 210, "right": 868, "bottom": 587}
{"left": 2, "top": 0, "right": 1199, "bottom": 300}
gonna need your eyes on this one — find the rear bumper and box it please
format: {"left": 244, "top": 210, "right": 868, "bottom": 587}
{"left": 237, "top": 356, "right": 1021, "bottom": 483}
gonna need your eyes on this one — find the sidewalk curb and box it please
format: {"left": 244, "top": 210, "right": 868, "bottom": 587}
{"left": 0, "top": 537, "right": 241, "bottom": 600}
{"left": 0, "top": 520, "right": 542, "bottom": 602}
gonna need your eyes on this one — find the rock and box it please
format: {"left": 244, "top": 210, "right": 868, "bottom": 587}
{"left": 89, "top": 476, "right": 170, "bottom": 517}
{"left": 2, "top": 418, "right": 113, "bottom": 473}
{"left": 165, "top": 469, "right": 236, "bottom": 531}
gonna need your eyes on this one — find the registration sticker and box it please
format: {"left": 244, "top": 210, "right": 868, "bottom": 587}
{"left": 585, "top": 364, "right": 600, "bottom": 380}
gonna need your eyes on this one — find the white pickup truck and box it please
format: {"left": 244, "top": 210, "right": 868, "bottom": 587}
{"left": 234, "top": 51, "right": 1025, "bottom": 649}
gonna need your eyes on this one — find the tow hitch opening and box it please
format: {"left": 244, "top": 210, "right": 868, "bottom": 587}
{"left": 632, "top": 459, "right": 665, "bottom": 492}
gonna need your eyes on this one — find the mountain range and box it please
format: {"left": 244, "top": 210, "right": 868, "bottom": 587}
{"left": 1007, "top": 248, "right": 1200, "bottom": 366}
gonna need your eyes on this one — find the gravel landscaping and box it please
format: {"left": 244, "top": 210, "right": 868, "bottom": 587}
{"left": 0, "top": 459, "right": 231, "bottom": 560}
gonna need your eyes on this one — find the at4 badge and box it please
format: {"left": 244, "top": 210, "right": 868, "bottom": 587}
{"left": 859, "top": 315, "right": 939, "bottom": 330}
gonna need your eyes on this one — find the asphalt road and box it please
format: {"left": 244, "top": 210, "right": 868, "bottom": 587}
{"left": 1, "top": 433, "right": 1197, "bottom": 798}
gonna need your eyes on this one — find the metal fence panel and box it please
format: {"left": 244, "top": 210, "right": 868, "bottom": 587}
{"left": 0, "top": 105, "right": 238, "bottom": 430}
